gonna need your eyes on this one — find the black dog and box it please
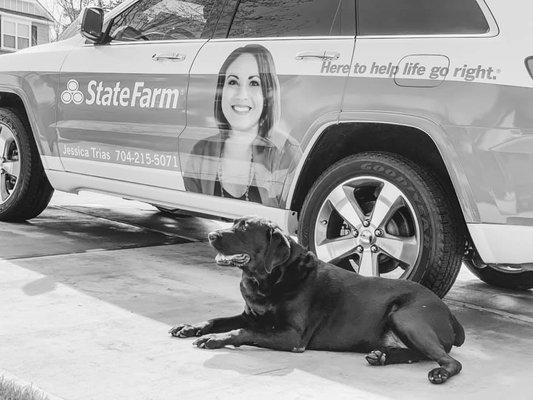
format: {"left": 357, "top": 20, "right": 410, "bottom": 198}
{"left": 170, "top": 217, "right": 465, "bottom": 384}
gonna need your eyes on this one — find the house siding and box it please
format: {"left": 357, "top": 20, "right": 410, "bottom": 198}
{"left": 0, "top": 1, "right": 52, "bottom": 53}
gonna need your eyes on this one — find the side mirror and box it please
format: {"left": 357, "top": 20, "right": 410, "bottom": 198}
{"left": 81, "top": 7, "right": 105, "bottom": 43}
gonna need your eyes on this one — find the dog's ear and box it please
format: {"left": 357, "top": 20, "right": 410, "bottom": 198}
{"left": 264, "top": 227, "right": 291, "bottom": 273}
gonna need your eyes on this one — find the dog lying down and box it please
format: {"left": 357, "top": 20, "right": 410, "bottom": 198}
{"left": 170, "top": 217, "right": 465, "bottom": 384}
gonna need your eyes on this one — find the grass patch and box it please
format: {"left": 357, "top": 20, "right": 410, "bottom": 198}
{"left": 0, "top": 376, "right": 49, "bottom": 400}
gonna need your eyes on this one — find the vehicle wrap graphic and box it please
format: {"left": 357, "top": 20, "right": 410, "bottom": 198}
{"left": 181, "top": 44, "right": 303, "bottom": 207}
{"left": 47, "top": 26, "right": 533, "bottom": 225}
{"left": 61, "top": 80, "right": 84, "bottom": 105}
{"left": 58, "top": 142, "right": 181, "bottom": 171}
{"left": 60, "top": 79, "right": 181, "bottom": 109}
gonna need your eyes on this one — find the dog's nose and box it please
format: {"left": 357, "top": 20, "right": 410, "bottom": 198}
{"left": 208, "top": 232, "right": 219, "bottom": 242}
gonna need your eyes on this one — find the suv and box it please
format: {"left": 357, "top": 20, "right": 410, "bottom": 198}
{"left": 0, "top": 0, "right": 532, "bottom": 296}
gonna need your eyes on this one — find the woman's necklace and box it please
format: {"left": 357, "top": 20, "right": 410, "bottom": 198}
{"left": 218, "top": 148, "right": 254, "bottom": 201}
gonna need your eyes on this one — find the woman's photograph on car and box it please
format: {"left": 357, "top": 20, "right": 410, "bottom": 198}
{"left": 182, "top": 44, "right": 299, "bottom": 207}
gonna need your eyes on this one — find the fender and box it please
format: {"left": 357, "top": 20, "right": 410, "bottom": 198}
{"left": 285, "top": 110, "right": 480, "bottom": 224}
{"left": 0, "top": 82, "right": 63, "bottom": 171}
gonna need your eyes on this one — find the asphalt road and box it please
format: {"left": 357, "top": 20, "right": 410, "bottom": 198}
{"left": 0, "top": 191, "right": 531, "bottom": 400}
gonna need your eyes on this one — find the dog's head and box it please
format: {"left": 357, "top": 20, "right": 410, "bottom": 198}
{"left": 208, "top": 216, "right": 292, "bottom": 278}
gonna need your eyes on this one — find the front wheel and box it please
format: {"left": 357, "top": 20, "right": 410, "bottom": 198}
{"left": 0, "top": 108, "right": 53, "bottom": 221}
{"left": 298, "top": 152, "right": 464, "bottom": 298}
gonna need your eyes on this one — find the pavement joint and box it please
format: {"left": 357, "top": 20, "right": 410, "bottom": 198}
{"left": 445, "top": 298, "right": 533, "bottom": 325}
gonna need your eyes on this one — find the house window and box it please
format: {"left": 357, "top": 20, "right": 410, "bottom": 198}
{"left": 3, "top": 21, "right": 16, "bottom": 48}
{"left": 17, "top": 22, "right": 29, "bottom": 48}
{"left": 1, "top": 17, "right": 31, "bottom": 50}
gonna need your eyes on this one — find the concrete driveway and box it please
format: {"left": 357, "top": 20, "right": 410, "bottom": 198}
{"left": 0, "top": 192, "right": 531, "bottom": 400}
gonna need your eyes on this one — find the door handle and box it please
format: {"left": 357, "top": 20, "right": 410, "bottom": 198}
{"left": 152, "top": 53, "right": 186, "bottom": 62}
{"left": 295, "top": 51, "right": 340, "bottom": 61}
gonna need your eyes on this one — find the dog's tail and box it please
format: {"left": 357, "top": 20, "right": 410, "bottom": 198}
{"left": 450, "top": 314, "right": 465, "bottom": 347}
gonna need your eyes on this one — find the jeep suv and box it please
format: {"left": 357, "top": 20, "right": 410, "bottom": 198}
{"left": 0, "top": 0, "right": 532, "bottom": 296}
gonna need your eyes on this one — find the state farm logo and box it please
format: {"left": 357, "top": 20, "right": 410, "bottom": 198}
{"left": 60, "top": 78, "right": 180, "bottom": 109}
{"left": 61, "top": 79, "right": 84, "bottom": 105}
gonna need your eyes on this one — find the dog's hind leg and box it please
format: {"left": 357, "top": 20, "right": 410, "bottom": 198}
{"left": 366, "top": 347, "right": 428, "bottom": 366}
{"left": 389, "top": 308, "right": 462, "bottom": 384}
{"left": 367, "top": 330, "right": 428, "bottom": 365}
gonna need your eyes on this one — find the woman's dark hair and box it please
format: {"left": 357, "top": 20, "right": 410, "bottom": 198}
{"left": 214, "top": 44, "right": 280, "bottom": 139}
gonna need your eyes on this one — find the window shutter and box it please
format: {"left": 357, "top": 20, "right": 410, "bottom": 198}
{"left": 31, "top": 24, "right": 37, "bottom": 46}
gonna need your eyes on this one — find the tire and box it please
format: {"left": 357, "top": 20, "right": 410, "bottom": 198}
{"left": 298, "top": 152, "right": 464, "bottom": 297}
{"left": 0, "top": 108, "right": 54, "bottom": 221}
{"left": 465, "top": 262, "right": 533, "bottom": 290}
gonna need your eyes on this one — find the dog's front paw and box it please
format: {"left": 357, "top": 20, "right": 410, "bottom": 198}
{"left": 365, "top": 350, "right": 387, "bottom": 366}
{"left": 193, "top": 333, "right": 234, "bottom": 349}
{"left": 428, "top": 367, "right": 450, "bottom": 384}
{"left": 169, "top": 321, "right": 212, "bottom": 338}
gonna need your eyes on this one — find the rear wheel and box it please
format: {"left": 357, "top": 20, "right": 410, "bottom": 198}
{"left": 0, "top": 108, "right": 53, "bottom": 221}
{"left": 298, "top": 152, "right": 464, "bottom": 297}
{"left": 464, "top": 250, "right": 533, "bottom": 290}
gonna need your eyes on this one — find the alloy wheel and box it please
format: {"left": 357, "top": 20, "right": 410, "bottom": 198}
{"left": 0, "top": 123, "right": 21, "bottom": 204}
{"left": 313, "top": 176, "right": 421, "bottom": 279}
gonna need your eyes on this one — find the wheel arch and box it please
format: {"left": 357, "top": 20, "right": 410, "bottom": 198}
{"left": 288, "top": 113, "right": 480, "bottom": 229}
{"left": 0, "top": 87, "right": 44, "bottom": 155}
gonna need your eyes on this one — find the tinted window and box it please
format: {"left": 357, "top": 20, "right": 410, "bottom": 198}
{"left": 110, "top": 0, "right": 219, "bottom": 41}
{"left": 227, "top": 0, "right": 347, "bottom": 38}
{"left": 358, "top": 0, "right": 490, "bottom": 36}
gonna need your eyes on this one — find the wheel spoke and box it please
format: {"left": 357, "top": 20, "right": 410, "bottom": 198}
{"left": 2, "top": 160, "right": 20, "bottom": 179}
{"left": 0, "top": 125, "right": 10, "bottom": 158}
{"left": 315, "top": 236, "right": 357, "bottom": 263}
{"left": 357, "top": 248, "right": 379, "bottom": 276}
{"left": 377, "top": 235, "right": 419, "bottom": 266}
{"left": 0, "top": 174, "right": 9, "bottom": 201}
{"left": 326, "top": 185, "right": 365, "bottom": 228}
{"left": 370, "top": 182, "right": 404, "bottom": 228}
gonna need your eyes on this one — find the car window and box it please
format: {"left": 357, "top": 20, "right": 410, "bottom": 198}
{"left": 358, "top": 0, "right": 490, "bottom": 36}
{"left": 109, "top": 0, "right": 219, "bottom": 42}
{"left": 226, "top": 0, "right": 346, "bottom": 38}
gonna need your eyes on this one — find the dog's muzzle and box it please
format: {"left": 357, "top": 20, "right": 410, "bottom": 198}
{"left": 215, "top": 253, "right": 251, "bottom": 267}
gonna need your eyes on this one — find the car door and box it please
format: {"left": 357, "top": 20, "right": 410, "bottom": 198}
{"left": 57, "top": 0, "right": 222, "bottom": 189}
{"left": 179, "top": 0, "right": 356, "bottom": 210}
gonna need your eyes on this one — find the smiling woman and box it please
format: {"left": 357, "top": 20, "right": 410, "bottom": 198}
{"left": 183, "top": 44, "right": 297, "bottom": 206}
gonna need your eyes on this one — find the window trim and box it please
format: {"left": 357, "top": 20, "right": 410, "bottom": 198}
{"left": 209, "top": 36, "right": 355, "bottom": 43}
{"left": 0, "top": 13, "right": 32, "bottom": 51}
{"left": 356, "top": 0, "right": 499, "bottom": 39}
